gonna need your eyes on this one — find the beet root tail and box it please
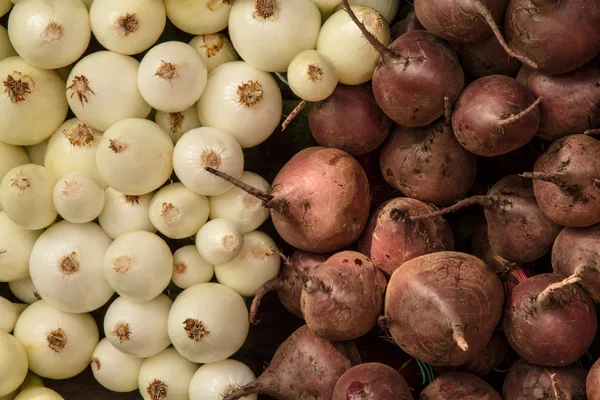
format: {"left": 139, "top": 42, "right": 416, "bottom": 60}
{"left": 519, "top": 172, "right": 570, "bottom": 190}
{"left": 204, "top": 167, "right": 277, "bottom": 206}
{"left": 282, "top": 100, "right": 307, "bottom": 131}
{"left": 249, "top": 277, "right": 283, "bottom": 324}
{"left": 408, "top": 195, "right": 499, "bottom": 221}
{"left": 536, "top": 274, "right": 583, "bottom": 307}
{"left": 452, "top": 325, "right": 469, "bottom": 351}
{"left": 498, "top": 97, "right": 543, "bottom": 126}
{"left": 222, "top": 382, "right": 261, "bottom": 400}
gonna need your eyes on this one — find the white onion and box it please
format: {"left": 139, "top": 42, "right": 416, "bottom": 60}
{"left": 103, "top": 231, "right": 173, "bottom": 302}
{"left": 96, "top": 118, "right": 174, "bottom": 195}
{"left": 333, "top": 0, "right": 400, "bottom": 23}
{"left": 0, "top": 26, "right": 16, "bottom": 61}
{"left": 287, "top": 50, "right": 338, "bottom": 102}
{"left": 195, "top": 218, "right": 243, "bottom": 265}
{"left": 90, "top": 0, "right": 166, "bottom": 55}
{"left": 148, "top": 182, "right": 210, "bottom": 239}
{"left": 91, "top": 338, "right": 144, "bottom": 393}
{"left": 0, "top": 57, "right": 68, "bottom": 146}
{"left": 0, "top": 390, "right": 17, "bottom": 400}
{"left": 13, "top": 300, "right": 99, "bottom": 380}
{"left": 98, "top": 188, "right": 156, "bottom": 240}
{"left": 14, "top": 388, "right": 63, "bottom": 400}
{"left": 8, "top": 0, "right": 91, "bottom": 69}
{"left": 138, "top": 41, "right": 208, "bottom": 113}
{"left": 29, "top": 221, "right": 113, "bottom": 313}
{"left": 0, "top": 164, "right": 58, "bottom": 230}
{"left": 53, "top": 172, "right": 105, "bottom": 223}
{"left": 0, "top": 0, "right": 11, "bottom": 17}
{"left": 189, "top": 359, "right": 257, "bottom": 400}
{"left": 154, "top": 105, "right": 201, "bottom": 144}
{"left": 316, "top": 6, "right": 391, "bottom": 85}
{"left": 208, "top": 171, "right": 270, "bottom": 233}
{"left": 196, "top": 61, "right": 282, "bottom": 149}
{"left": 215, "top": 230, "right": 280, "bottom": 297}
{"left": 0, "top": 297, "right": 26, "bottom": 333}
{"left": 167, "top": 283, "right": 249, "bottom": 363}
{"left": 24, "top": 140, "right": 47, "bottom": 166}
{"left": 228, "top": 0, "right": 321, "bottom": 72}
{"left": 0, "top": 212, "right": 41, "bottom": 282}
{"left": 138, "top": 347, "right": 198, "bottom": 400}
{"left": 8, "top": 277, "right": 40, "bottom": 304}
{"left": 172, "top": 245, "right": 214, "bottom": 290}
{"left": 0, "top": 141, "right": 29, "bottom": 182}
{"left": 189, "top": 33, "right": 239, "bottom": 73}
{"left": 103, "top": 294, "right": 172, "bottom": 358}
{"left": 173, "top": 127, "right": 244, "bottom": 196}
{"left": 0, "top": 331, "right": 27, "bottom": 397}
{"left": 44, "top": 118, "right": 108, "bottom": 189}
{"left": 164, "top": 0, "right": 232, "bottom": 35}
{"left": 66, "top": 51, "right": 151, "bottom": 131}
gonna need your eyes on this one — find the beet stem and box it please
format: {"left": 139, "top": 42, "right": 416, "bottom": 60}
{"left": 536, "top": 274, "right": 582, "bottom": 307}
{"left": 443, "top": 96, "right": 452, "bottom": 125}
{"left": 221, "top": 382, "right": 261, "bottom": 400}
{"left": 204, "top": 167, "right": 277, "bottom": 205}
{"left": 452, "top": 325, "right": 469, "bottom": 351}
{"left": 585, "top": 128, "right": 600, "bottom": 135}
{"left": 282, "top": 100, "right": 307, "bottom": 131}
{"left": 498, "top": 97, "right": 543, "bottom": 126}
{"left": 408, "top": 195, "right": 497, "bottom": 221}
{"left": 249, "top": 277, "right": 283, "bottom": 324}
{"left": 519, "top": 172, "right": 569, "bottom": 189}
{"left": 341, "top": 0, "right": 393, "bottom": 60}
{"left": 470, "top": 0, "right": 538, "bottom": 69}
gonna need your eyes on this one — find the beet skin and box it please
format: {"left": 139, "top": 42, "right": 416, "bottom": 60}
{"left": 332, "top": 362, "right": 413, "bottom": 400}
{"left": 420, "top": 372, "right": 502, "bottom": 399}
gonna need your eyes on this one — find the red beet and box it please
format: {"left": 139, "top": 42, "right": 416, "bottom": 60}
{"left": 332, "top": 363, "right": 413, "bottom": 400}
{"left": 222, "top": 325, "right": 351, "bottom": 400}
{"left": 308, "top": 83, "right": 392, "bottom": 156}
{"left": 471, "top": 219, "right": 519, "bottom": 274}
{"left": 383, "top": 251, "right": 504, "bottom": 366}
{"left": 455, "top": 29, "right": 522, "bottom": 78}
{"left": 505, "top": 0, "right": 600, "bottom": 75}
{"left": 452, "top": 75, "right": 541, "bottom": 157}
{"left": 503, "top": 273, "right": 597, "bottom": 366}
{"left": 504, "top": 359, "right": 587, "bottom": 400}
{"left": 587, "top": 357, "right": 600, "bottom": 399}
{"left": 357, "top": 197, "right": 454, "bottom": 276}
{"left": 390, "top": 10, "right": 424, "bottom": 41}
{"left": 420, "top": 372, "right": 502, "bottom": 399}
{"left": 356, "top": 151, "right": 400, "bottom": 211}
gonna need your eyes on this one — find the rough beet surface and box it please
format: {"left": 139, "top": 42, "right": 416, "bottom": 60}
{"left": 587, "top": 357, "right": 600, "bottom": 400}
{"left": 383, "top": 251, "right": 504, "bottom": 366}
{"left": 420, "top": 372, "right": 502, "bottom": 399}
{"left": 455, "top": 30, "right": 522, "bottom": 78}
{"left": 358, "top": 197, "right": 454, "bottom": 276}
{"left": 459, "top": 332, "right": 510, "bottom": 377}
{"left": 503, "top": 273, "right": 597, "bottom": 366}
{"left": 390, "top": 11, "right": 424, "bottom": 41}
{"left": 332, "top": 362, "right": 413, "bottom": 400}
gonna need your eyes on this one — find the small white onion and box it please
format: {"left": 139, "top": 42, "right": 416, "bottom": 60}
{"left": 197, "top": 61, "right": 282, "bottom": 149}
{"left": 90, "top": 0, "right": 166, "bottom": 55}
{"left": 316, "top": 6, "right": 391, "bottom": 85}
{"left": 96, "top": 118, "right": 174, "bottom": 195}
{"left": 0, "top": 141, "right": 29, "bottom": 182}
{"left": 333, "top": 0, "right": 401, "bottom": 23}
{"left": 167, "top": 282, "right": 249, "bottom": 363}
{"left": 29, "top": 221, "right": 114, "bottom": 313}
{"left": 164, "top": 0, "right": 232, "bottom": 35}
{"left": 189, "top": 33, "right": 240, "bottom": 73}
{"left": 0, "top": 331, "right": 28, "bottom": 397}
{"left": 172, "top": 245, "right": 214, "bottom": 290}
{"left": 13, "top": 300, "right": 99, "bottom": 380}
{"left": 0, "top": 56, "right": 68, "bottom": 146}
{"left": 24, "top": 140, "right": 47, "bottom": 166}
{"left": 287, "top": 50, "right": 338, "bottom": 102}
{"left": 138, "top": 41, "right": 208, "bottom": 113}
{"left": 98, "top": 188, "right": 156, "bottom": 240}
{"left": 0, "top": 212, "right": 41, "bottom": 282}
{"left": 189, "top": 359, "right": 257, "bottom": 400}
{"left": 228, "top": 0, "right": 321, "bottom": 73}
{"left": 173, "top": 127, "right": 244, "bottom": 196}
{"left": 8, "top": 276, "right": 40, "bottom": 304}
{"left": 0, "top": 297, "right": 26, "bottom": 333}
{"left": 53, "top": 172, "right": 105, "bottom": 223}
{"left": 103, "top": 231, "right": 173, "bottom": 302}
{"left": 0, "top": 164, "right": 58, "bottom": 230}
{"left": 138, "top": 347, "right": 198, "bottom": 400}
{"left": 66, "top": 51, "right": 151, "bottom": 131}
{"left": 91, "top": 338, "right": 144, "bottom": 393}
{"left": 148, "top": 182, "right": 210, "bottom": 239}
{"left": 8, "top": 0, "right": 91, "bottom": 69}
{"left": 44, "top": 118, "right": 108, "bottom": 189}
{"left": 215, "top": 230, "right": 280, "bottom": 297}
{"left": 0, "top": 26, "right": 16, "bottom": 61}
{"left": 155, "top": 105, "right": 201, "bottom": 144}
{"left": 14, "top": 388, "right": 63, "bottom": 400}
{"left": 195, "top": 218, "right": 243, "bottom": 265}
{"left": 103, "top": 294, "right": 172, "bottom": 358}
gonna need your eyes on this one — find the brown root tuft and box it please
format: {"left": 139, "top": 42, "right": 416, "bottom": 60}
{"left": 64, "top": 123, "right": 95, "bottom": 147}
{"left": 147, "top": 379, "right": 168, "bottom": 400}
{"left": 59, "top": 251, "right": 80, "bottom": 275}
{"left": 112, "top": 323, "right": 131, "bottom": 342}
{"left": 167, "top": 112, "right": 184, "bottom": 133}
{"left": 155, "top": 61, "right": 180, "bottom": 81}
{"left": 253, "top": 0, "right": 276, "bottom": 19}
{"left": 237, "top": 81, "right": 263, "bottom": 107}
{"left": 109, "top": 138, "right": 128, "bottom": 153}
{"left": 67, "top": 75, "right": 95, "bottom": 106}
{"left": 10, "top": 171, "right": 31, "bottom": 195}
{"left": 41, "top": 22, "right": 63, "bottom": 41}
{"left": 47, "top": 328, "right": 67, "bottom": 353}
{"left": 3, "top": 72, "right": 34, "bottom": 103}
{"left": 183, "top": 318, "right": 209, "bottom": 341}
{"left": 114, "top": 13, "right": 139, "bottom": 37}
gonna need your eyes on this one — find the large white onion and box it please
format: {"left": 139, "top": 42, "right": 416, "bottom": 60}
{"left": 98, "top": 188, "right": 156, "bottom": 239}
{"left": 0, "top": 212, "right": 41, "bottom": 282}
{"left": 91, "top": 338, "right": 144, "bottom": 393}
{"left": 189, "top": 359, "right": 257, "bottom": 400}
{"left": 138, "top": 347, "right": 198, "bottom": 400}
{"left": 164, "top": 0, "right": 232, "bottom": 35}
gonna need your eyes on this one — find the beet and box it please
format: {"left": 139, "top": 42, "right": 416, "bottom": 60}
{"left": 505, "top": 0, "right": 600, "bottom": 75}
{"left": 356, "top": 151, "right": 400, "bottom": 211}
{"left": 357, "top": 197, "right": 454, "bottom": 276}
{"left": 206, "top": 146, "right": 370, "bottom": 253}
{"left": 420, "top": 372, "right": 502, "bottom": 399}
{"left": 516, "top": 58, "right": 600, "bottom": 141}
{"left": 455, "top": 29, "right": 522, "bottom": 78}
{"left": 222, "top": 325, "right": 351, "bottom": 400}
{"left": 471, "top": 219, "right": 519, "bottom": 274}
{"left": 308, "top": 83, "right": 392, "bottom": 156}
{"left": 390, "top": 10, "right": 424, "bottom": 41}
{"left": 379, "top": 98, "right": 478, "bottom": 205}
{"left": 382, "top": 251, "right": 504, "bottom": 366}
{"left": 299, "top": 251, "right": 387, "bottom": 341}
{"left": 504, "top": 359, "right": 587, "bottom": 400}
{"left": 451, "top": 75, "right": 541, "bottom": 157}
{"left": 587, "top": 357, "right": 600, "bottom": 399}
{"left": 459, "top": 332, "right": 510, "bottom": 377}
{"left": 341, "top": 0, "right": 465, "bottom": 127}
{"left": 332, "top": 362, "right": 413, "bottom": 400}
{"left": 503, "top": 273, "right": 597, "bottom": 366}
{"left": 521, "top": 134, "right": 600, "bottom": 227}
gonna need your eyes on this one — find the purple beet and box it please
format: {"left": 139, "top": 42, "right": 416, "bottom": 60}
{"left": 420, "top": 372, "right": 502, "bottom": 399}
{"left": 390, "top": 10, "right": 424, "bottom": 41}
{"left": 471, "top": 219, "right": 519, "bottom": 275}
{"left": 504, "top": 359, "right": 587, "bottom": 400}
{"left": 503, "top": 273, "right": 597, "bottom": 366}
{"left": 332, "top": 363, "right": 413, "bottom": 400}
{"left": 452, "top": 75, "right": 541, "bottom": 157}
{"left": 357, "top": 197, "right": 454, "bottom": 276}
{"left": 308, "top": 83, "right": 392, "bottom": 156}
{"left": 455, "top": 29, "right": 522, "bottom": 78}
{"left": 588, "top": 357, "right": 600, "bottom": 400}
{"left": 459, "top": 332, "right": 510, "bottom": 377}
